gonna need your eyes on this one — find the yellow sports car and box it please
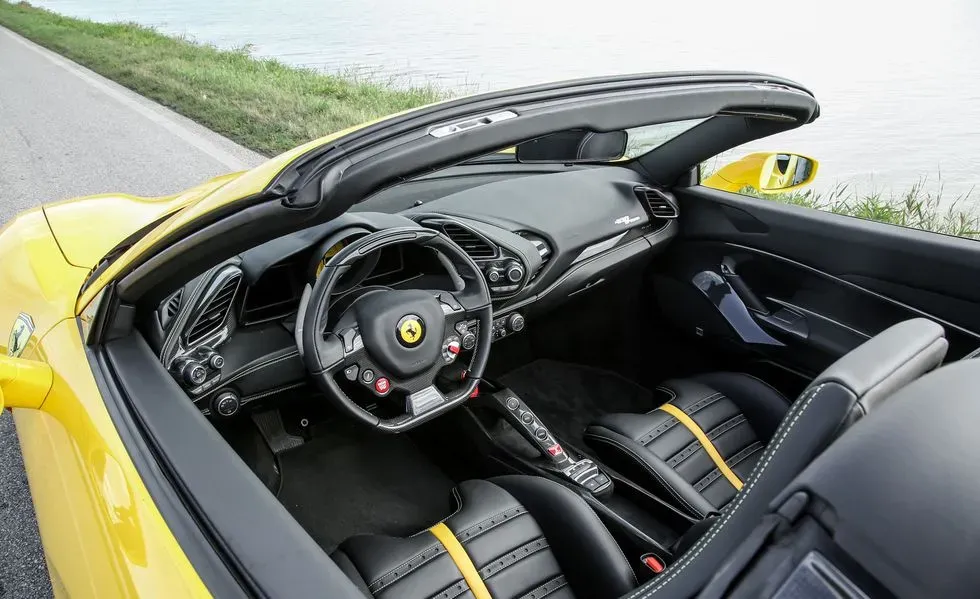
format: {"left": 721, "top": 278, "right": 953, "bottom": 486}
{"left": 2, "top": 72, "right": 977, "bottom": 598}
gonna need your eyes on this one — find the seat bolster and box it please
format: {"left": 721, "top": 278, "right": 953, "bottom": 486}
{"left": 689, "top": 372, "right": 791, "bottom": 440}
{"left": 489, "top": 475, "right": 637, "bottom": 599}
{"left": 332, "top": 549, "right": 372, "bottom": 598}
{"left": 584, "top": 424, "right": 715, "bottom": 518}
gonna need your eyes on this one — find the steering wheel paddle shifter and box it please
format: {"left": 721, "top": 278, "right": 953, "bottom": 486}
{"left": 301, "top": 226, "right": 493, "bottom": 433}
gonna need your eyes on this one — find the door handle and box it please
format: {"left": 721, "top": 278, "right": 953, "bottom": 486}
{"left": 720, "top": 257, "right": 769, "bottom": 315}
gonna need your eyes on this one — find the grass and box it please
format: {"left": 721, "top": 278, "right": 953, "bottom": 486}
{"left": 739, "top": 177, "right": 980, "bottom": 239}
{"left": 0, "top": 1, "right": 443, "bottom": 156}
{"left": 4, "top": 2, "right": 978, "bottom": 241}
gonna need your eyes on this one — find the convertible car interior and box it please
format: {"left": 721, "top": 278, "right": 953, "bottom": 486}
{"left": 118, "top": 154, "right": 968, "bottom": 597}
{"left": 77, "top": 74, "right": 980, "bottom": 598}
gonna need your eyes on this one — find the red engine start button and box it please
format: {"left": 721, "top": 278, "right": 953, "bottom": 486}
{"left": 374, "top": 377, "right": 391, "bottom": 395}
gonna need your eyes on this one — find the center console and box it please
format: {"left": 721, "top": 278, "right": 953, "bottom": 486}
{"left": 486, "top": 387, "right": 612, "bottom": 495}
{"left": 469, "top": 380, "right": 699, "bottom": 581}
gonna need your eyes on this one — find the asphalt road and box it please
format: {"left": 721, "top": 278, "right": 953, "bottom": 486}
{"left": 0, "top": 26, "right": 263, "bottom": 598}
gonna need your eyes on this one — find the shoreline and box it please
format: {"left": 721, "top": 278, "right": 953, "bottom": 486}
{"left": 1, "top": 1, "right": 977, "bottom": 239}
{"left": 0, "top": 1, "right": 442, "bottom": 156}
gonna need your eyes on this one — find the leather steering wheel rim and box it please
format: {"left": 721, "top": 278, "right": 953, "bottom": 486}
{"left": 300, "top": 226, "right": 493, "bottom": 433}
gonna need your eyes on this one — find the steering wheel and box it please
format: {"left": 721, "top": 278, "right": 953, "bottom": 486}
{"left": 300, "top": 226, "right": 493, "bottom": 432}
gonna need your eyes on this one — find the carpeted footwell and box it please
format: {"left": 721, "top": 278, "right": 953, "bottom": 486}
{"left": 276, "top": 433, "right": 457, "bottom": 552}
{"left": 499, "top": 359, "right": 655, "bottom": 449}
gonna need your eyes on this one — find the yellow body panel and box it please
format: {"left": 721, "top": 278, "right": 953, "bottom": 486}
{"left": 74, "top": 125, "right": 364, "bottom": 312}
{"left": 15, "top": 320, "right": 210, "bottom": 599}
{"left": 43, "top": 173, "right": 242, "bottom": 268}
{"left": 0, "top": 210, "right": 210, "bottom": 597}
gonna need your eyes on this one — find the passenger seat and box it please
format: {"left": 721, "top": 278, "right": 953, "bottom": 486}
{"left": 584, "top": 373, "right": 790, "bottom": 518}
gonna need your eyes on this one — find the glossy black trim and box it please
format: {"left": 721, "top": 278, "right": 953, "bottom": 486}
{"left": 724, "top": 242, "right": 980, "bottom": 341}
{"left": 691, "top": 269, "right": 783, "bottom": 346}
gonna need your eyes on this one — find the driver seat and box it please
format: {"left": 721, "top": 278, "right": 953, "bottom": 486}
{"left": 331, "top": 475, "right": 637, "bottom": 599}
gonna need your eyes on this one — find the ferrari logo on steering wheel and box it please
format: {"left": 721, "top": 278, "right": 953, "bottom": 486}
{"left": 397, "top": 315, "right": 425, "bottom": 347}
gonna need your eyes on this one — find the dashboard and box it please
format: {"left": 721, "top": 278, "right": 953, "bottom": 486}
{"left": 144, "top": 166, "right": 680, "bottom": 416}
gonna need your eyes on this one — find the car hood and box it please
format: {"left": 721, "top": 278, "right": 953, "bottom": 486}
{"left": 43, "top": 172, "right": 243, "bottom": 269}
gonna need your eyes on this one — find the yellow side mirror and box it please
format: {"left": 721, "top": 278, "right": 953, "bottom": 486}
{"left": 703, "top": 152, "right": 819, "bottom": 194}
{"left": 0, "top": 354, "right": 52, "bottom": 410}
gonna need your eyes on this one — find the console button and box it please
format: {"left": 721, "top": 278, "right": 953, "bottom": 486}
{"left": 535, "top": 428, "right": 549, "bottom": 440}
{"left": 583, "top": 477, "right": 601, "bottom": 491}
{"left": 208, "top": 353, "right": 225, "bottom": 369}
{"left": 505, "top": 397, "right": 520, "bottom": 410}
{"left": 361, "top": 369, "right": 375, "bottom": 384}
{"left": 507, "top": 313, "right": 526, "bottom": 332}
{"left": 506, "top": 263, "right": 525, "bottom": 283}
{"left": 593, "top": 474, "right": 609, "bottom": 486}
{"left": 374, "top": 377, "right": 391, "bottom": 395}
{"left": 520, "top": 412, "right": 534, "bottom": 424}
{"left": 344, "top": 365, "right": 359, "bottom": 381}
{"left": 182, "top": 361, "right": 207, "bottom": 386}
{"left": 546, "top": 444, "right": 564, "bottom": 457}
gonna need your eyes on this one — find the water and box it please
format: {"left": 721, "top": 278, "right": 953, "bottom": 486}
{"left": 35, "top": 0, "right": 980, "bottom": 204}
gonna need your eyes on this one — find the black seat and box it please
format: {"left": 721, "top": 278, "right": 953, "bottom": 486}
{"left": 584, "top": 372, "right": 791, "bottom": 517}
{"left": 332, "top": 475, "right": 637, "bottom": 599}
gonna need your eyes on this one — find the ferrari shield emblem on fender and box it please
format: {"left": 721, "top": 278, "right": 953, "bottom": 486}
{"left": 8, "top": 312, "right": 35, "bottom": 357}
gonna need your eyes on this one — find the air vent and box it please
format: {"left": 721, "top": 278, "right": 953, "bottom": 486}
{"left": 185, "top": 273, "right": 240, "bottom": 346}
{"left": 516, "top": 232, "right": 552, "bottom": 279}
{"left": 441, "top": 223, "right": 497, "bottom": 259}
{"left": 635, "top": 186, "right": 679, "bottom": 219}
{"left": 159, "top": 289, "right": 183, "bottom": 329}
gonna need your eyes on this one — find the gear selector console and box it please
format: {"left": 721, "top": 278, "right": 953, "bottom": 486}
{"left": 489, "top": 388, "right": 612, "bottom": 495}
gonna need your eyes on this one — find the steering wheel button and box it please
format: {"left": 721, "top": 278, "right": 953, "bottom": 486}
{"left": 343, "top": 365, "right": 359, "bottom": 381}
{"left": 361, "top": 369, "right": 375, "bottom": 384}
{"left": 374, "top": 377, "right": 391, "bottom": 395}
{"left": 447, "top": 341, "right": 461, "bottom": 355}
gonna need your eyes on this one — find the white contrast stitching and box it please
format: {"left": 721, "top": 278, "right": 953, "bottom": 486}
{"left": 625, "top": 383, "right": 827, "bottom": 599}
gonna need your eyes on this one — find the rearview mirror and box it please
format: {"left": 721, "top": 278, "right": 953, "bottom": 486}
{"left": 516, "top": 129, "right": 628, "bottom": 163}
{"left": 704, "top": 152, "right": 819, "bottom": 194}
{"left": 0, "top": 354, "right": 52, "bottom": 410}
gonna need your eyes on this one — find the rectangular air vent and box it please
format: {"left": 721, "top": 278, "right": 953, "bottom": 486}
{"left": 516, "top": 231, "right": 551, "bottom": 280}
{"left": 441, "top": 223, "right": 497, "bottom": 259}
{"left": 635, "top": 186, "right": 679, "bottom": 219}
{"left": 185, "top": 274, "right": 240, "bottom": 345}
{"left": 159, "top": 289, "right": 183, "bottom": 329}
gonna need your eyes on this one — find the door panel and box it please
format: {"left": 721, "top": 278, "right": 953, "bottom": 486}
{"left": 649, "top": 185, "right": 980, "bottom": 378}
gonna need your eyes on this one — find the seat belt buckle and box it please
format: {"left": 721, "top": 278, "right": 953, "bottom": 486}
{"left": 641, "top": 553, "right": 666, "bottom": 574}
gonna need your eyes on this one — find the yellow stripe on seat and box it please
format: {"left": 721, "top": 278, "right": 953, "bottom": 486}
{"left": 658, "top": 403, "right": 744, "bottom": 491}
{"left": 429, "top": 522, "right": 492, "bottom": 599}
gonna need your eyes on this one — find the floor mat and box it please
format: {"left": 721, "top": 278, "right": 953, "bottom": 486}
{"left": 276, "top": 432, "right": 457, "bottom": 552}
{"left": 499, "top": 359, "right": 655, "bottom": 449}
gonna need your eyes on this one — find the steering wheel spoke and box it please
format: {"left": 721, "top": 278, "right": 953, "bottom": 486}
{"left": 319, "top": 326, "right": 365, "bottom": 374}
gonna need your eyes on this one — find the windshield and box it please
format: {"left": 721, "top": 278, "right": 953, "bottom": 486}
{"left": 622, "top": 118, "right": 708, "bottom": 159}
{"left": 466, "top": 117, "right": 708, "bottom": 164}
